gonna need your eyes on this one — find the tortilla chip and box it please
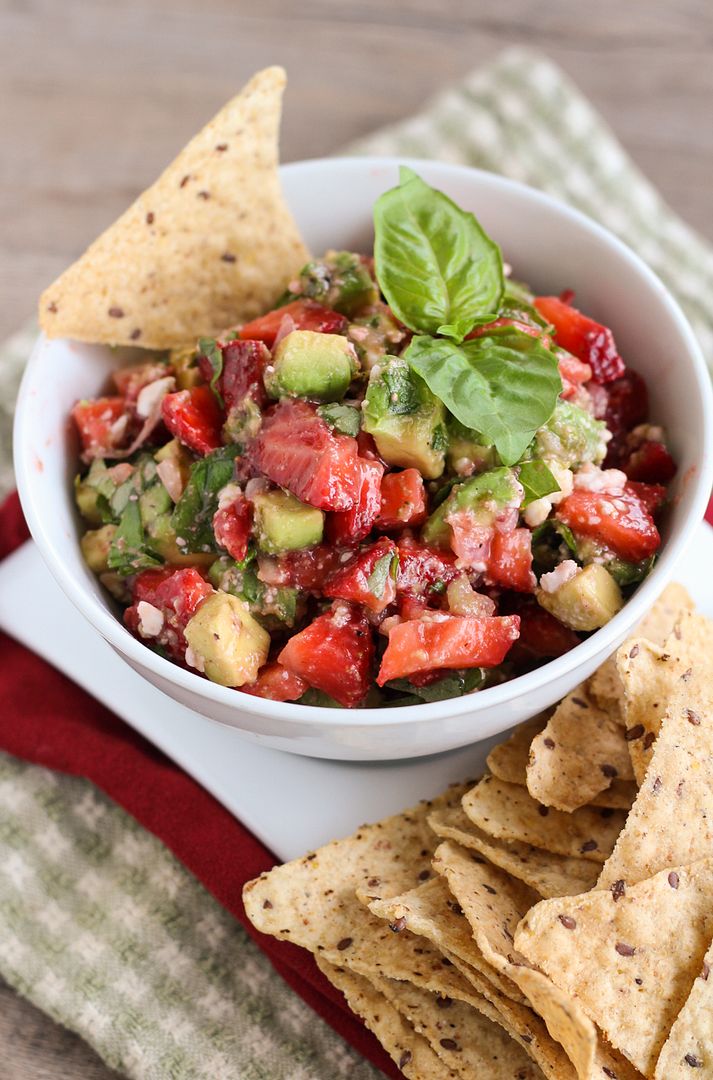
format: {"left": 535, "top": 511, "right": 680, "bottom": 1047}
{"left": 585, "top": 583, "right": 694, "bottom": 723}
{"left": 316, "top": 957, "right": 459, "bottom": 1079}
{"left": 654, "top": 939, "right": 713, "bottom": 1078}
{"left": 367, "top": 879, "right": 575, "bottom": 1080}
{"left": 432, "top": 841, "right": 639, "bottom": 1080}
{"left": 617, "top": 610, "right": 713, "bottom": 785}
{"left": 487, "top": 715, "right": 550, "bottom": 786}
{"left": 526, "top": 688, "right": 633, "bottom": 812}
{"left": 598, "top": 678, "right": 713, "bottom": 890}
{"left": 428, "top": 805, "right": 599, "bottom": 899}
{"left": 39, "top": 67, "right": 309, "bottom": 348}
{"left": 372, "top": 975, "right": 545, "bottom": 1079}
{"left": 515, "top": 859, "right": 713, "bottom": 1076}
{"left": 462, "top": 776, "right": 626, "bottom": 864}
{"left": 365, "top": 874, "right": 525, "bottom": 1004}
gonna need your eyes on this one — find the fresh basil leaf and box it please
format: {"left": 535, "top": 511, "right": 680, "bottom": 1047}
{"left": 373, "top": 167, "right": 504, "bottom": 343}
{"left": 554, "top": 521, "right": 578, "bottom": 553}
{"left": 297, "top": 689, "right": 344, "bottom": 709}
{"left": 170, "top": 446, "right": 241, "bottom": 553}
{"left": 366, "top": 551, "right": 399, "bottom": 599}
{"left": 405, "top": 330, "right": 562, "bottom": 466}
{"left": 518, "top": 460, "right": 560, "bottom": 507}
{"left": 317, "top": 402, "right": 362, "bottom": 437}
{"left": 606, "top": 555, "right": 655, "bottom": 587}
{"left": 198, "top": 337, "right": 224, "bottom": 408}
{"left": 107, "top": 500, "right": 162, "bottom": 576}
{"left": 385, "top": 668, "right": 484, "bottom": 703}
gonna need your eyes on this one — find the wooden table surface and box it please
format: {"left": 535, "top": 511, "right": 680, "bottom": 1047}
{"left": 1, "top": 0, "right": 712, "bottom": 1075}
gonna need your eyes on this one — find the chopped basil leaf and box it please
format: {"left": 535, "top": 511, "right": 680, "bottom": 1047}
{"left": 385, "top": 668, "right": 484, "bottom": 702}
{"left": 297, "top": 689, "right": 344, "bottom": 708}
{"left": 374, "top": 167, "right": 504, "bottom": 343}
{"left": 366, "top": 551, "right": 399, "bottom": 599}
{"left": 405, "top": 329, "right": 561, "bottom": 466}
{"left": 317, "top": 402, "right": 362, "bottom": 437}
{"left": 170, "top": 446, "right": 241, "bottom": 553}
{"left": 198, "top": 337, "right": 224, "bottom": 408}
{"left": 607, "top": 555, "right": 656, "bottom": 587}
{"left": 107, "top": 499, "right": 162, "bottom": 576}
{"left": 518, "top": 460, "right": 560, "bottom": 507}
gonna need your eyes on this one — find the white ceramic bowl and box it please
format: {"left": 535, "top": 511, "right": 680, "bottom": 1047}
{"left": 15, "top": 157, "right": 713, "bottom": 761}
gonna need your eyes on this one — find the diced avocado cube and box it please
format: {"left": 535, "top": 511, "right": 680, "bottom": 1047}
{"left": 146, "top": 512, "right": 215, "bottom": 568}
{"left": 209, "top": 556, "right": 301, "bottom": 628}
{"left": 422, "top": 467, "right": 524, "bottom": 548}
{"left": 533, "top": 401, "right": 608, "bottom": 469}
{"left": 169, "top": 343, "right": 202, "bottom": 389}
{"left": 537, "top": 563, "right": 623, "bottom": 631}
{"left": 446, "top": 416, "right": 498, "bottom": 474}
{"left": 296, "top": 250, "right": 378, "bottom": 316}
{"left": 265, "top": 330, "right": 358, "bottom": 402}
{"left": 74, "top": 458, "right": 127, "bottom": 526}
{"left": 139, "top": 482, "right": 173, "bottom": 526}
{"left": 223, "top": 397, "right": 262, "bottom": 446}
{"left": 75, "top": 474, "right": 105, "bottom": 526}
{"left": 363, "top": 357, "right": 446, "bottom": 480}
{"left": 80, "top": 524, "right": 118, "bottom": 572}
{"left": 253, "top": 489, "right": 324, "bottom": 554}
{"left": 184, "top": 592, "right": 270, "bottom": 687}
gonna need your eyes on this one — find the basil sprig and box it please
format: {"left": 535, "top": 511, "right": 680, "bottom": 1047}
{"left": 518, "top": 460, "right": 560, "bottom": 507}
{"left": 374, "top": 167, "right": 504, "bottom": 343}
{"left": 405, "top": 330, "right": 562, "bottom": 466}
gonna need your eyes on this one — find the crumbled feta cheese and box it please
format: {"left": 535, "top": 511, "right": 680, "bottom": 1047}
{"left": 330, "top": 602, "right": 352, "bottom": 628}
{"left": 108, "top": 414, "right": 129, "bottom": 443}
{"left": 217, "top": 482, "right": 242, "bottom": 511}
{"left": 156, "top": 458, "right": 184, "bottom": 503}
{"left": 136, "top": 601, "right": 164, "bottom": 638}
{"left": 379, "top": 615, "right": 402, "bottom": 637}
{"left": 523, "top": 497, "right": 553, "bottom": 528}
{"left": 539, "top": 560, "right": 579, "bottom": 594}
{"left": 453, "top": 457, "right": 476, "bottom": 477}
{"left": 573, "top": 463, "right": 627, "bottom": 493}
{"left": 136, "top": 375, "right": 175, "bottom": 419}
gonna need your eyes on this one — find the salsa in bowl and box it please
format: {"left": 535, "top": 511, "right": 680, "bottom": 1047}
{"left": 71, "top": 169, "right": 675, "bottom": 710}
{"left": 16, "top": 158, "right": 711, "bottom": 759}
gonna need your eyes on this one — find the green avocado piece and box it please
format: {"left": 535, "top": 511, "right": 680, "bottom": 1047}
{"left": 422, "top": 467, "right": 524, "bottom": 548}
{"left": 209, "top": 556, "right": 301, "bottom": 628}
{"left": 295, "top": 250, "right": 378, "bottom": 316}
{"left": 265, "top": 330, "right": 358, "bottom": 402}
{"left": 537, "top": 563, "right": 623, "bottom": 631}
{"left": 532, "top": 400, "right": 608, "bottom": 469}
{"left": 362, "top": 356, "right": 446, "bottom": 480}
{"left": 74, "top": 458, "right": 127, "bottom": 526}
{"left": 183, "top": 592, "right": 270, "bottom": 687}
{"left": 253, "top": 489, "right": 324, "bottom": 554}
{"left": 139, "top": 482, "right": 173, "bottom": 526}
{"left": 445, "top": 415, "right": 499, "bottom": 474}
{"left": 80, "top": 524, "right": 117, "bottom": 572}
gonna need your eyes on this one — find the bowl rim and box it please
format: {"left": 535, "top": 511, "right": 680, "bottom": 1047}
{"left": 15, "top": 154, "right": 713, "bottom": 730}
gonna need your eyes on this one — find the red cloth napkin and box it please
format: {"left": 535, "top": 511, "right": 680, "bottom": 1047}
{"left": 0, "top": 490, "right": 401, "bottom": 1079}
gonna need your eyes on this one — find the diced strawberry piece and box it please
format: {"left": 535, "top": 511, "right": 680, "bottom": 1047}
{"left": 622, "top": 440, "right": 677, "bottom": 485}
{"left": 241, "top": 662, "right": 308, "bottom": 701}
{"left": 327, "top": 458, "right": 384, "bottom": 545}
{"left": 72, "top": 397, "right": 127, "bottom": 456}
{"left": 377, "top": 470, "right": 428, "bottom": 530}
{"left": 534, "top": 296, "right": 625, "bottom": 383}
{"left": 113, "top": 362, "right": 171, "bottom": 402}
{"left": 198, "top": 339, "right": 269, "bottom": 411}
{"left": 124, "top": 566, "right": 213, "bottom": 661}
{"left": 556, "top": 489, "right": 661, "bottom": 563}
{"left": 396, "top": 536, "right": 459, "bottom": 595}
{"left": 212, "top": 494, "right": 252, "bottom": 562}
{"left": 447, "top": 511, "right": 493, "bottom": 572}
{"left": 558, "top": 353, "right": 592, "bottom": 400}
{"left": 356, "top": 430, "right": 383, "bottom": 463}
{"left": 601, "top": 370, "right": 649, "bottom": 440}
{"left": 398, "top": 593, "right": 431, "bottom": 621}
{"left": 161, "top": 386, "right": 223, "bottom": 455}
{"left": 258, "top": 545, "right": 345, "bottom": 592}
{"left": 250, "top": 399, "right": 361, "bottom": 511}
{"left": 377, "top": 614, "right": 520, "bottom": 685}
{"left": 278, "top": 605, "right": 374, "bottom": 707}
{"left": 509, "top": 602, "right": 580, "bottom": 661}
{"left": 239, "top": 299, "right": 348, "bottom": 349}
{"left": 488, "top": 529, "right": 536, "bottom": 593}
{"left": 323, "top": 537, "right": 398, "bottom": 614}
{"left": 625, "top": 480, "right": 667, "bottom": 516}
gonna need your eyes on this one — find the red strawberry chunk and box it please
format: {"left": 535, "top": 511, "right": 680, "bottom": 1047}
{"left": 534, "top": 296, "right": 625, "bottom": 383}
{"left": 625, "top": 481, "right": 667, "bottom": 516}
{"left": 323, "top": 537, "right": 398, "bottom": 614}
{"left": 327, "top": 458, "right": 384, "bottom": 545}
{"left": 396, "top": 536, "right": 459, "bottom": 595}
{"left": 377, "top": 614, "right": 520, "bottom": 685}
{"left": 278, "top": 604, "right": 374, "bottom": 707}
{"left": 161, "top": 386, "right": 223, "bottom": 455}
{"left": 622, "top": 440, "right": 677, "bottom": 485}
{"left": 242, "top": 662, "right": 307, "bottom": 701}
{"left": 212, "top": 493, "right": 253, "bottom": 562}
{"left": 72, "top": 397, "right": 128, "bottom": 456}
{"left": 509, "top": 601, "right": 580, "bottom": 661}
{"left": 558, "top": 353, "right": 592, "bottom": 399}
{"left": 250, "top": 399, "right": 361, "bottom": 511}
{"left": 258, "top": 544, "right": 346, "bottom": 592}
{"left": 487, "top": 529, "right": 536, "bottom": 593}
{"left": 556, "top": 489, "right": 661, "bottom": 563}
{"left": 198, "top": 339, "right": 269, "bottom": 411}
{"left": 124, "top": 567, "right": 212, "bottom": 661}
{"left": 239, "top": 299, "right": 348, "bottom": 349}
{"left": 377, "top": 469, "right": 428, "bottom": 530}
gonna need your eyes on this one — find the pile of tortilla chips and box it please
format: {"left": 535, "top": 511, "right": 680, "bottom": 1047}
{"left": 245, "top": 582, "right": 713, "bottom": 1078}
